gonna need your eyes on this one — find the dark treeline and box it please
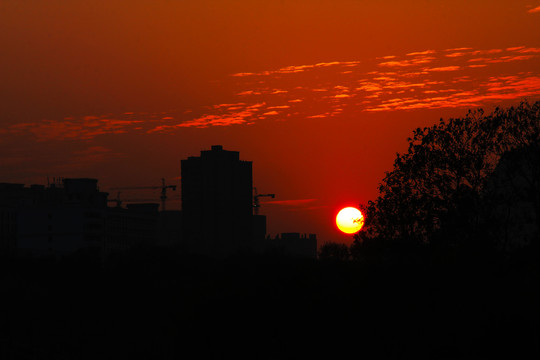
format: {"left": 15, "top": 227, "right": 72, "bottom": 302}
{"left": 2, "top": 243, "right": 539, "bottom": 359}
{"left": 2, "top": 101, "right": 540, "bottom": 359}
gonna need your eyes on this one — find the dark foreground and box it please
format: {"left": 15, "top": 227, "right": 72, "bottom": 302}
{"left": 1, "top": 247, "right": 539, "bottom": 359}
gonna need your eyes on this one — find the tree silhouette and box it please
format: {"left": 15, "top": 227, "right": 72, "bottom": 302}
{"left": 318, "top": 242, "right": 350, "bottom": 261}
{"left": 352, "top": 101, "right": 540, "bottom": 254}
{"left": 482, "top": 143, "right": 540, "bottom": 251}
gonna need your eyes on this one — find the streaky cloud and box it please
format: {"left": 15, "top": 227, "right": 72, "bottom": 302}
{"left": 213, "top": 103, "right": 246, "bottom": 109}
{"left": 267, "top": 105, "right": 291, "bottom": 109}
{"left": 6, "top": 117, "right": 143, "bottom": 141}
{"left": 230, "top": 61, "right": 361, "bottom": 77}
{"left": 406, "top": 50, "right": 436, "bottom": 56}
{"left": 5, "top": 45, "right": 539, "bottom": 141}
{"left": 445, "top": 52, "right": 466, "bottom": 58}
{"left": 425, "top": 66, "right": 461, "bottom": 72}
{"left": 232, "top": 72, "right": 256, "bottom": 77}
{"left": 471, "top": 49, "right": 503, "bottom": 55}
{"left": 237, "top": 90, "right": 261, "bottom": 96}
{"left": 516, "top": 47, "right": 540, "bottom": 54}
{"left": 444, "top": 47, "right": 473, "bottom": 52}
{"left": 379, "top": 56, "right": 435, "bottom": 67}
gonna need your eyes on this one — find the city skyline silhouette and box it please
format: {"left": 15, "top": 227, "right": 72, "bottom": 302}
{"left": 1, "top": 145, "right": 318, "bottom": 260}
{"left": 2, "top": 2, "right": 540, "bottom": 244}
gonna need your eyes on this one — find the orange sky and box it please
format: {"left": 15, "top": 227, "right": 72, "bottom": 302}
{"left": 2, "top": 1, "right": 540, "bottom": 244}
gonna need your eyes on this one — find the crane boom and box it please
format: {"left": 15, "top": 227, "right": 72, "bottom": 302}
{"left": 253, "top": 187, "right": 275, "bottom": 215}
{"left": 110, "top": 178, "right": 177, "bottom": 211}
{"left": 107, "top": 192, "right": 165, "bottom": 208}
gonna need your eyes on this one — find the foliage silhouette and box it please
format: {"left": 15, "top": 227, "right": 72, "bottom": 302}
{"left": 352, "top": 100, "right": 540, "bottom": 254}
{"left": 318, "top": 241, "right": 350, "bottom": 261}
{"left": 482, "top": 142, "right": 540, "bottom": 251}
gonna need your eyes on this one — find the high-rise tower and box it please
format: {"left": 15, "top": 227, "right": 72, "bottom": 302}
{"left": 181, "top": 145, "right": 253, "bottom": 257}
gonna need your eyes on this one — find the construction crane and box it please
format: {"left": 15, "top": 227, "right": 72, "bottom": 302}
{"left": 110, "top": 178, "right": 177, "bottom": 211}
{"left": 107, "top": 191, "right": 123, "bottom": 208}
{"left": 107, "top": 192, "right": 164, "bottom": 208}
{"left": 253, "top": 187, "right": 275, "bottom": 215}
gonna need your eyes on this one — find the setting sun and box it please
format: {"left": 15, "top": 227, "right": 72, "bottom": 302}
{"left": 336, "top": 207, "right": 364, "bottom": 234}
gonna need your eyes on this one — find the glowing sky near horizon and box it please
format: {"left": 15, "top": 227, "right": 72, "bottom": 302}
{"left": 1, "top": 0, "right": 540, "bottom": 244}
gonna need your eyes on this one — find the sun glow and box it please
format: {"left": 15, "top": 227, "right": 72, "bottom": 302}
{"left": 336, "top": 207, "right": 364, "bottom": 234}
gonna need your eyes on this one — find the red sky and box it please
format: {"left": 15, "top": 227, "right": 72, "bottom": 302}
{"left": 2, "top": 0, "right": 540, "bottom": 244}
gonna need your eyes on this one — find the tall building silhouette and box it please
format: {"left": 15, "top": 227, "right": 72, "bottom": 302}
{"left": 181, "top": 145, "right": 253, "bottom": 257}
